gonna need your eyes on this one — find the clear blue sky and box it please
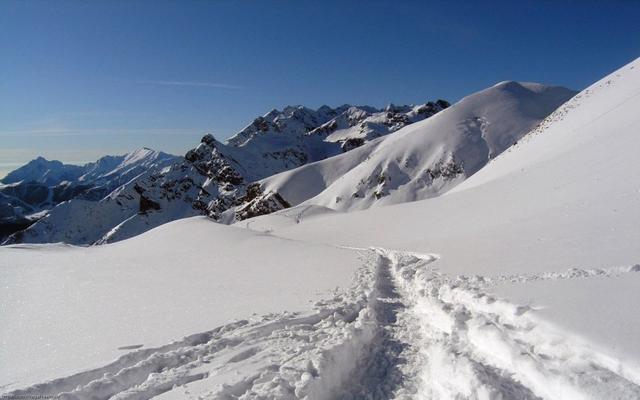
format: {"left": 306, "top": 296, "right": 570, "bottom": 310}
{"left": 1, "top": 0, "right": 639, "bottom": 176}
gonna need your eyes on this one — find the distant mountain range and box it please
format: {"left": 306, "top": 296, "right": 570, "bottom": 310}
{"left": 0, "top": 149, "right": 178, "bottom": 241}
{"left": 1, "top": 87, "right": 575, "bottom": 245}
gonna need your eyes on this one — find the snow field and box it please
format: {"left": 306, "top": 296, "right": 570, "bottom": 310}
{"left": 8, "top": 247, "right": 640, "bottom": 399}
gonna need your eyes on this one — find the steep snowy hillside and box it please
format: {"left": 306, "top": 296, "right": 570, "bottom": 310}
{"left": 5, "top": 101, "right": 448, "bottom": 245}
{"left": 238, "top": 57, "right": 640, "bottom": 398}
{"left": 255, "top": 82, "right": 575, "bottom": 211}
{"left": 79, "top": 148, "right": 178, "bottom": 191}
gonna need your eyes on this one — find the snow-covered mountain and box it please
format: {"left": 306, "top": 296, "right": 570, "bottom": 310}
{"left": 0, "top": 148, "right": 178, "bottom": 241}
{"left": 220, "top": 101, "right": 450, "bottom": 175}
{"left": 3, "top": 57, "right": 640, "bottom": 400}
{"left": 255, "top": 82, "right": 575, "bottom": 211}
{"left": 2, "top": 157, "right": 86, "bottom": 186}
{"left": 2, "top": 148, "right": 177, "bottom": 190}
{"left": 4, "top": 101, "right": 449, "bottom": 245}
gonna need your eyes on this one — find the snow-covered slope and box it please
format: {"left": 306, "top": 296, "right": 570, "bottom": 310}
{"left": 6, "top": 101, "right": 448, "bottom": 245}
{"left": 237, "top": 57, "right": 640, "bottom": 398}
{"left": 255, "top": 82, "right": 575, "bottom": 211}
{"left": 223, "top": 102, "right": 449, "bottom": 175}
{"left": 79, "top": 148, "right": 178, "bottom": 191}
{"left": 246, "top": 57, "right": 640, "bottom": 280}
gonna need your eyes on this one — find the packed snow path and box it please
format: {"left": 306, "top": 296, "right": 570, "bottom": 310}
{"left": 378, "top": 249, "right": 640, "bottom": 399}
{"left": 6, "top": 248, "right": 640, "bottom": 400}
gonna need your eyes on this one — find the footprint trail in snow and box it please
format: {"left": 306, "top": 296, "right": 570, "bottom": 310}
{"left": 6, "top": 248, "right": 640, "bottom": 400}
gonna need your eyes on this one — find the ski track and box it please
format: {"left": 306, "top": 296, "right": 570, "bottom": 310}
{"left": 5, "top": 249, "right": 640, "bottom": 400}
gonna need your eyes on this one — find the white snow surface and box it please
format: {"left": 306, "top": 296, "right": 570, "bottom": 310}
{"left": 0, "top": 217, "right": 361, "bottom": 392}
{"left": 2, "top": 58, "right": 640, "bottom": 399}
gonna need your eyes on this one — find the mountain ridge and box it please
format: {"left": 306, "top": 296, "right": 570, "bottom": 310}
{"left": 253, "top": 81, "right": 576, "bottom": 212}
{"left": 2, "top": 99, "right": 449, "bottom": 245}
{"left": 2, "top": 84, "right": 575, "bottom": 246}
{"left": 0, "top": 149, "right": 179, "bottom": 241}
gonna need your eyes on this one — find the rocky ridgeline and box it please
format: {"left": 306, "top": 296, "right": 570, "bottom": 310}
{"left": 3, "top": 100, "right": 449, "bottom": 245}
{"left": 110, "top": 101, "right": 452, "bottom": 223}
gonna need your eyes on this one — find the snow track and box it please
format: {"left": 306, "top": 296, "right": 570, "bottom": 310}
{"left": 6, "top": 248, "right": 640, "bottom": 400}
{"left": 3, "top": 250, "right": 384, "bottom": 400}
{"left": 379, "top": 248, "right": 640, "bottom": 400}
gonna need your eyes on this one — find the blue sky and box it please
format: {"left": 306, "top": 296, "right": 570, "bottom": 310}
{"left": 1, "top": 1, "right": 639, "bottom": 176}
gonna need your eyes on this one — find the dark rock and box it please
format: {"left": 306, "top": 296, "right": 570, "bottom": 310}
{"left": 341, "top": 138, "right": 365, "bottom": 152}
{"left": 201, "top": 134, "right": 217, "bottom": 146}
{"left": 133, "top": 183, "right": 146, "bottom": 195}
{"left": 185, "top": 149, "right": 202, "bottom": 163}
{"left": 426, "top": 158, "right": 464, "bottom": 180}
{"left": 235, "top": 185, "right": 291, "bottom": 221}
{"left": 139, "top": 195, "right": 161, "bottom": 213}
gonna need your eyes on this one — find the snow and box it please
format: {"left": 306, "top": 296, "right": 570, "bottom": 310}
{"left": 1, "top": 157, "right": 86, "bottom": 186}
{"left": 79, "top": 148, "right": 178, "bottom": 188}
{"left": 243, "top": 57, "right": 640, "bottom": 377}
{"left": 493, "top": 274, "right": 640, "bottom": 364}
{"left": 0, "top": 217, "right": 361, "bottom": 391}
{"left": 5, "top": 246, "right": 640, "bottom": 399}
{"left": 1, "top": 149, "right": 177, "bottom": 188}
{"left": 2, "top": 57, "right": 640, "bottom": 399}
{"left": 0, "top": 148, "right": 179, "bottom": 242}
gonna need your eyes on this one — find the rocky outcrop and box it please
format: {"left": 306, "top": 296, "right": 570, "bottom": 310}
{"left": 307, "top": 101, "right": 450, "bottom": 149}
{"left": 234, "top": 183, "right": 291, "bottom": 221}
{"left": 341, "top": 138, "right": 365, "bottom": 152}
